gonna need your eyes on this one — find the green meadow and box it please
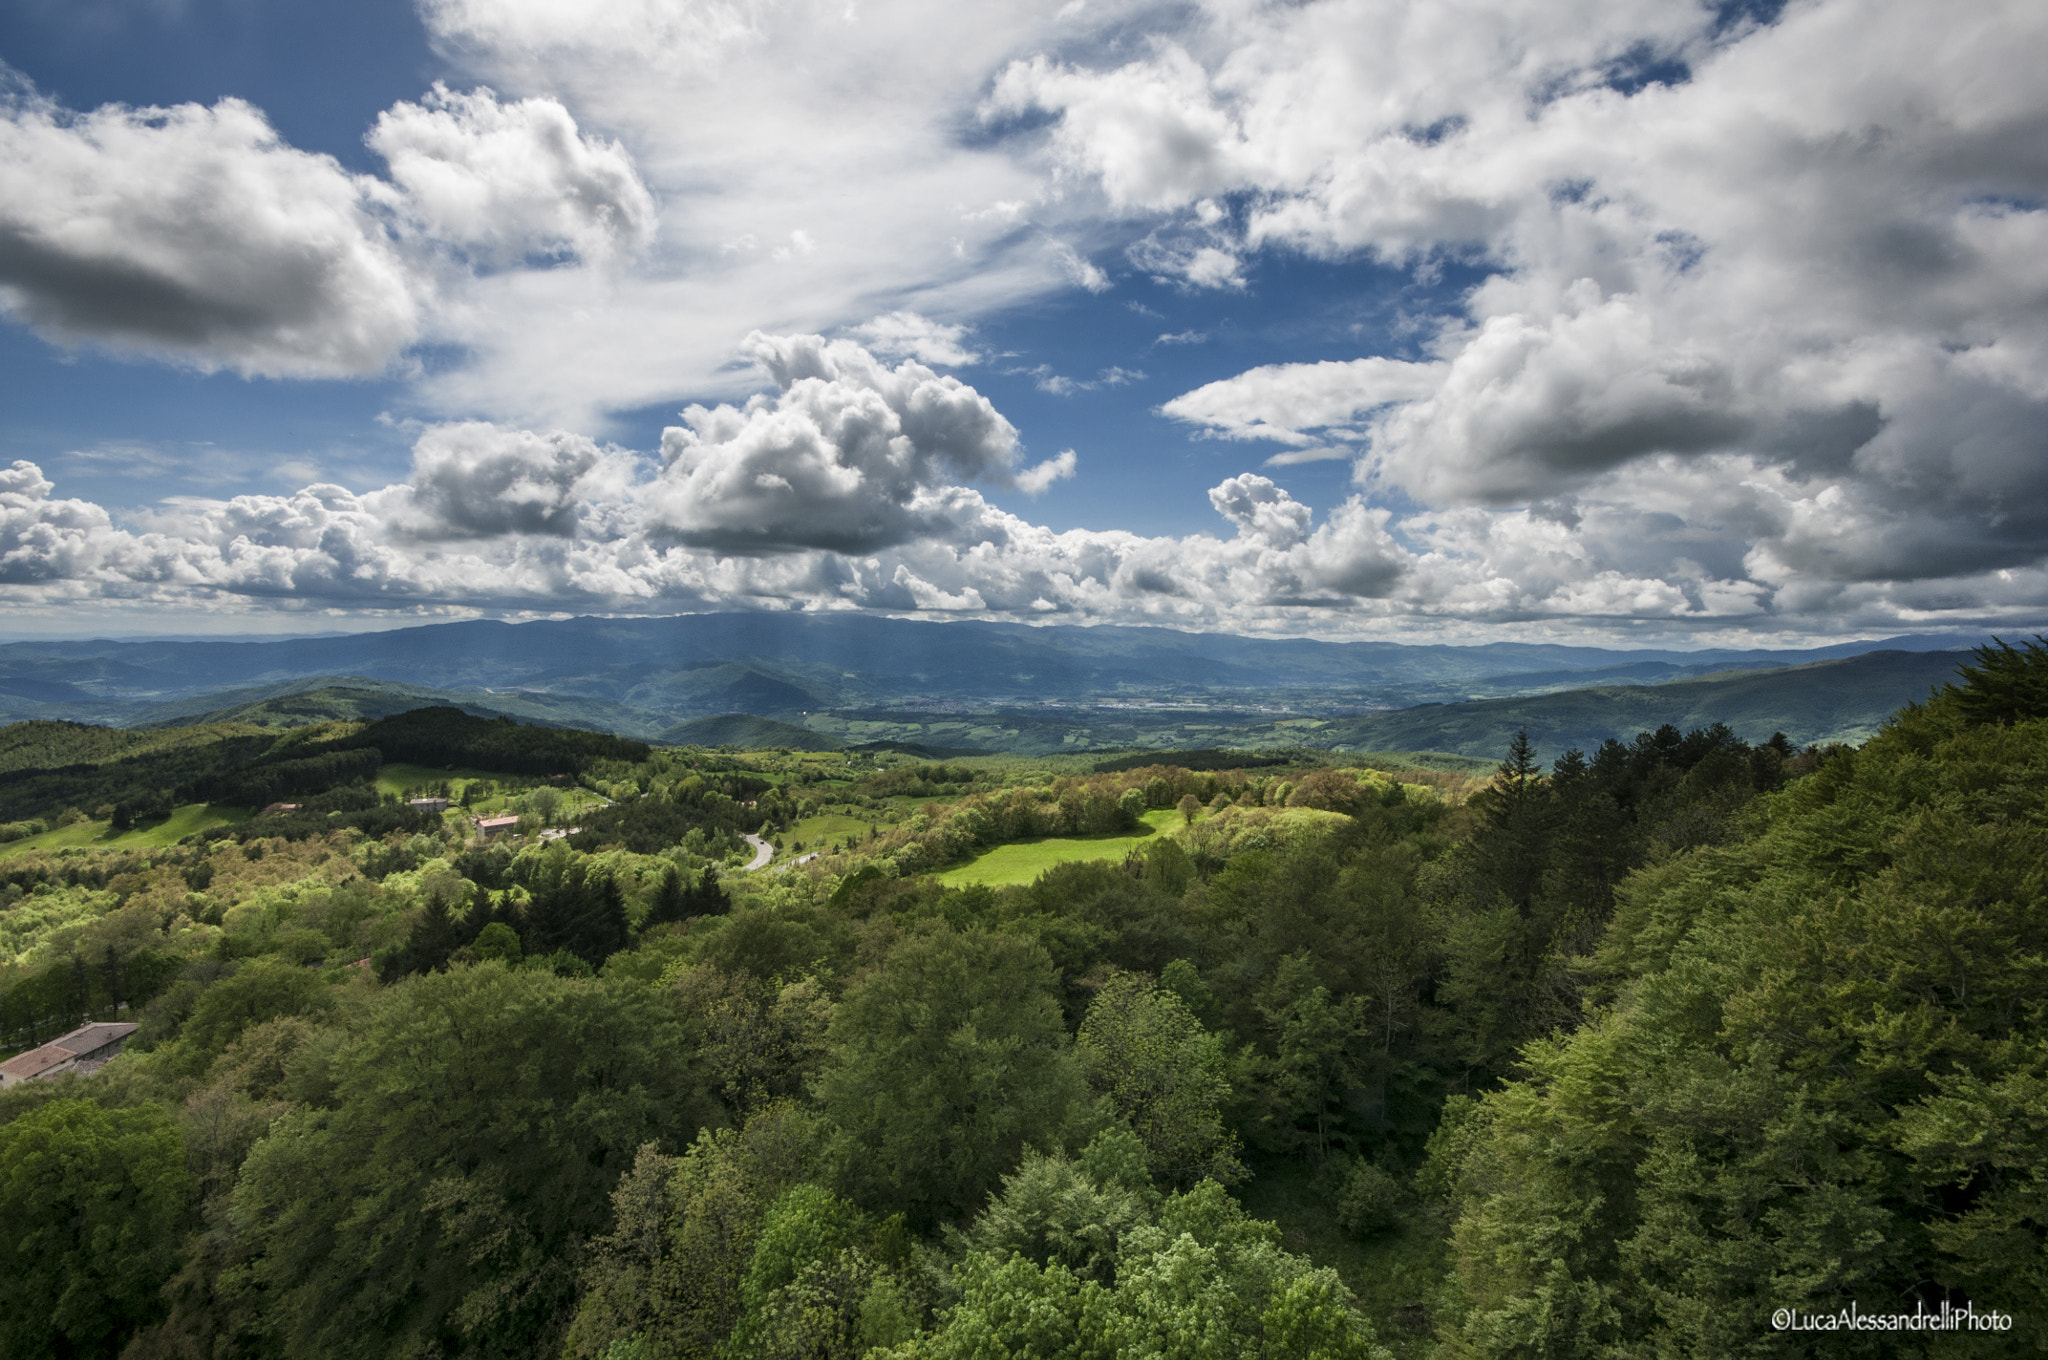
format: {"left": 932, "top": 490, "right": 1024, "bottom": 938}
{"left": 935, "top": 807, "right": 1181, "bottom": 887}
{"left": 0, "top": 803, "right": 248, "bottom": 859}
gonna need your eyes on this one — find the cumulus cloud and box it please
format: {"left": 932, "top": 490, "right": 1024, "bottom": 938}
{"left": 1, "top": 460, "right": 142, "bottom": 585}
{"left": 369, "top": 83, "right": 656, "bottom": 265}
{"left": 0, "top": 73, "right": 655, "bottom": 376}
{"left": 645, "top": 333, "right": 1027, "bottom": 553}
{"left": 381, "top": 422, "right": 637, "bottom": 540}
{"left": 1067, "top": 0, "right": 2048, "bottom": 615}
{"left": 0, "top": 87, "right": 418, "bottom": 377}
{"left": 847, "top": 312, "right": 981, "bottom": 366}
{"left": 1209, "top": 473, "right": 1311, "bottom": 546}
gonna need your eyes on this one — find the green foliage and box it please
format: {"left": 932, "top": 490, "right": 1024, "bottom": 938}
{"left": 523, "top": 850, "right": 630, "bottom": 967}
{"left": 473, "top": 920, "right": 521, "bottom": 963}
{"left": 888, "top": 1180, "right": 1388, "bottom": 1359}
{"left": 11, "top": 660, "right": 2041, "bottom": 1360}
{"left": 1333, "top": 1161, "right": 1405, "bottom": 1238}
{"left": 816, "top": 926, "right": 1092, "bottom": 1226}
{"left": 1078, "top": 971, "right": 1243, "bottom": 1189}
{"left": 1433, "top": 688, "right": 2048, "bottom": 1356}
{"left": 218, "top": 964, "right": 711, "bottom": 1359}
{"left": 339, "top": 706, "right": 650, "bottom": 774}
{"left": 961, "top": 1129, "right": 1158, "bottom": 1283}
{"left": 671, "top": 967, "right": 834, "bottom": 1116}
{"left": 190, "top": 746, "right": 385, "bottom": 809}
{"left": 1943, "top": 634, "right": 2048, "bottom": 726}
{"left": 562, "top": 1104, "right": 821, "bottom": 1360}
{"left": 0, "top": 726, "right": 277, "bottom": 823}
{"left": 0, "top": 1098, "right": 193, "bottom": 1360}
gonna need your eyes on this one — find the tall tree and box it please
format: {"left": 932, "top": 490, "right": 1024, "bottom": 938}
{"left": 0, "top": 1099, "right": 193, "bottom": 1360}
{"left": 816, "top": 927, "right": 1089, "bottom": 1227}
{"left": 1077, "top": 971, "right": 1243, "bottom": 1189}
{"left": 222, "top": 966, "right": 711, "bottom": 1360}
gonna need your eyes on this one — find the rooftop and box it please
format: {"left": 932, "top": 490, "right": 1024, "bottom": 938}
{"left": 0, "top": 1021, "right": 139, "bottom": 1085}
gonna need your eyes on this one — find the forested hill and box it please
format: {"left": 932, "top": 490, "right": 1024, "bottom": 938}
{"left": 0, "top": 642, "right": 2043, "bottom": 1357}
{"left": 1323, "top": 646, "right": 1968, "bottom": 759}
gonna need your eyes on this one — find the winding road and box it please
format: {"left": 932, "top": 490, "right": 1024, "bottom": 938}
{"left": 740, "top": 834, "right": 774, "bottom": 870}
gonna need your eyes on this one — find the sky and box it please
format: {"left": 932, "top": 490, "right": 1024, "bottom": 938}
{"left": 0, "top": 0, "right": 2043, "bottom": 646}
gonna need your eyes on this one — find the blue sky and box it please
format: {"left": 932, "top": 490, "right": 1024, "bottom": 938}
{"left": 0, "top": 0, "right": 2043, "bottom": 644}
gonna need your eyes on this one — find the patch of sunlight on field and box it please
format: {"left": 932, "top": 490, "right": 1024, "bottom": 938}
{"left": 373, "top": 763, "right": 507, "bottom": 797}
{"left": 0, "top": 804, "right": 250, "bottom": 859}
{"left": 934, "top": 808, "right": 1182, "bottom": 887}
{"left": 788, "top": 812, "right": 881, "bottom": 853}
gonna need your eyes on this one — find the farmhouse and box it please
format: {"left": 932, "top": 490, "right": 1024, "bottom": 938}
{"left": 0, "top": 1020, "right": 140, "bottom": 1088}
{"left": 475, "top": 814, "right": 520, "bottom": 837}
{"left": 260, "top": 802, "right": 302, "bottom": 815}
{"left": 408, "top": 797, "right": 451, "bottom": 812}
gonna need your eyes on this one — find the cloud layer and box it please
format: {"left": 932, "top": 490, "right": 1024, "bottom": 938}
{"left": 1048, "top": 0, "right": 2048, "bottom": 630}
{"left": 12, "top": 330, "right": 2044, "bottom": 642}
{"left": 3, "top": 1, "right": 2045, "bottom": 641}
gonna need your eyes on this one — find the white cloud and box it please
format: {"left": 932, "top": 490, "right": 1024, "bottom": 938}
{"left": 644, "top": 333, "right": 1026, "bottom": 553}
{"left": 986, "top": 46, "right": 1246, "bottom": 213}
{"left": 1163, "top": 356, "right": 1444, "bottom": 444}
{"left": 1015, "top": 449, "right": 1078, "bottom": 495}
{"left": 400, "top": 0, "right": 1118, "bottom": 423}
{"left": 0, "top": 74, "right": 658, "bottom": 378}
{"left": 847, "top": 311, "right": 981, "bottom": 366}
{"left": 0, "top": 88, "right": 417, "bottom": 377}
{"left": 1208, "top": 473, "right": 1310, "bottom": 547}
{"left": 7, "top": 1, "right": 2047, "bottom": 643}
{"left": 1098, "top": 0, "right": 2048, "bottom": 609}
{"left": 369, "top": 82, "right": 656, "bottom": 265}
{"left": 380, "top": 421, "right": 638, "bottom": 540}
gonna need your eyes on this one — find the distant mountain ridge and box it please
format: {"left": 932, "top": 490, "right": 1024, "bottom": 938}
{"left": 0, "top": 613, "right": 1988, "bottom": 760}
{"left": 0, "top": 611, "right": 1991, "bottom": 708}
{"left": 1318, "top": 649, "right": 1971, "bottom": 760}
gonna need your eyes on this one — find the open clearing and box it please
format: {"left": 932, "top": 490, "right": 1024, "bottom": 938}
{"left": 0, "top": 803, "right": 249, "bottom": 859}
{"left": 786, "top": 812, "right": 879, "bottom": 854}
{"left": 373, "top": 763, "right": 511, "bottom": 798}
{"left": 935, "top": 808, "right": 1181, "bottom": 887}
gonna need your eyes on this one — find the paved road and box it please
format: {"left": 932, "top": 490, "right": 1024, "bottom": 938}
{"left": 740, "top": 834, "right": 774, "bottom": 870}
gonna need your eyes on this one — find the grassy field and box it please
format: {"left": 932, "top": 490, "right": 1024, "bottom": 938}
{"left": 372, "top": 763, "right": 509, "bottom": 798}
{"left": 785, "top": 812, "right": 880, "bottom": 854}
{"left": 0, "top": 803, "right": 250, "bottom": 859}
{"left": 934, "top": 808, "right": 1180, "bottom": 887}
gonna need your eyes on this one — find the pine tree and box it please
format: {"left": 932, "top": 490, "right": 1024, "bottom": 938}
{"left": 1945, "top": 634, "right": 2048, "bottom": 726}
{"left": 646, "top": 865, "right": 690, "bottom": 927}
{"left": 684, "top": 869, "right": 732, "bottom": 919}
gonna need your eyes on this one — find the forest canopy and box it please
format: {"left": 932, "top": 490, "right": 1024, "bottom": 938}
{"left": 1, "top": 642, "right": 2043, "bottom": 1358}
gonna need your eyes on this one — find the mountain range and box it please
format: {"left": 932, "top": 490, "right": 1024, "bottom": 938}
{"left": 0, "top": 613, "right": 1990, "bottom": 760}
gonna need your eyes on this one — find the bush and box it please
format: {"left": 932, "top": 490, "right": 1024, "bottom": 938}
{"left": 1334, "top": 1159, "right": 1404, "bottom": 1237}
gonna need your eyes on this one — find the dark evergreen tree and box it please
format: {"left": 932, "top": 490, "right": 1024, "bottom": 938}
{"left": 526, "top": 862, "right": 630, "bottom": 967}
{"left": 1471, "top": 728, "right": 1552, "bottom": 916}
{"left": 645, "top": 865, "right": 689, "bottom": 928}
{"left": 1944, "top": 634, "right": 2048, "bottom": 726}
{"left": 381, "top": 894, "right": 464, "bottom": 981}
{"left": 684, "top": 869, "right": 733, "bottom": 919}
